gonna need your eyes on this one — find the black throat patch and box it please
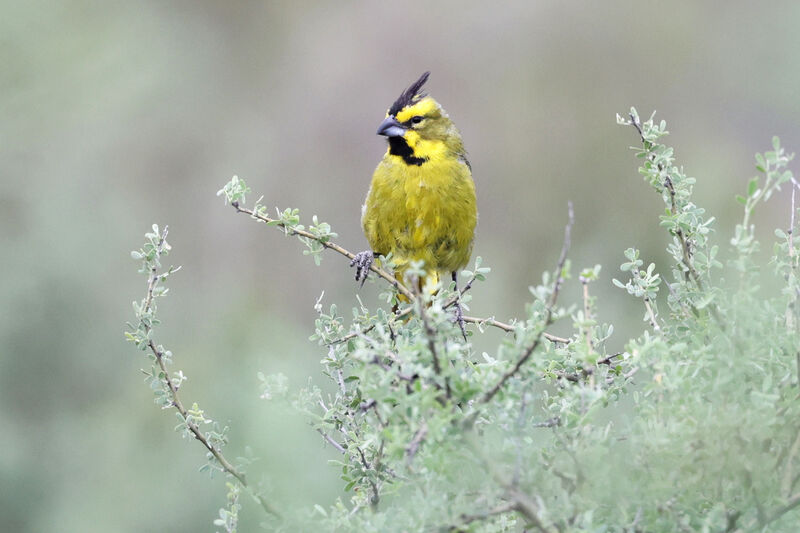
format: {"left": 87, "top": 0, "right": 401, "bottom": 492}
{"left": 388, "top": 137, "right": 427, "bottom": 166}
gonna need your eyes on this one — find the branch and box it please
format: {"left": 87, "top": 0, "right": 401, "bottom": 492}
{"left": 318, "top": 429, "right": 347, "bottom": 454}
{"left": 579, "top": 276, "right": 594, "bottom": 351}
{"left": 356, "top": 446, "right": 381, "bottom": 509}
{"left": 230, "top": 202, "right": 415, "bottom": 302}
{"left": 405, "top": 422, "right": 428, "bottom": 465}
{"left": 663, "top": 176, "right": 704, "bottom": 289}
{"left": 481, "top": 202, "right": 574, "bottom": 404}
{"left": 327, "top": 311, "right": 570, "bottom": 346}
{"left": 233, "top": 195, "right": 572, "bottom": 347}
{"left": 462, "top": 315, "right": 570, "bottom": 344}
{"left": 442, "top": 268, "right": 482, "bottom": 308}
{"left": 596, "top": 352, "right": 623, "bottom": 366}
{"left": 413, "top": 279, "right": 451, "bottom": 399}
{"left": 643, "top": 297, "right": 662, "bottom": 333}
{"left": 449, "top": 501, "right": 519, "bottom": 531}
{"left": 628, "top": 113, "right": 724, "bottom": 327}
{"left": 138, "top": 228, "right": 280, "bottom": 519}
{"left": 462, "top": 430, "right": 554, "bottom": 533}
{"left": 230, "top": 196, "right": 572, "bottom": 345}
{"left": 629, "top": 113, "right": 702, "bottom": 287}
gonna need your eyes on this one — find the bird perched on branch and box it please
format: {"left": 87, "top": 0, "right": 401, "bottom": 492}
{"left": 351, "top": 72, "right": 477, "bottom": 335}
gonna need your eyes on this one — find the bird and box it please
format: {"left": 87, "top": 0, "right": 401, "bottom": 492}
{"left": 351, "top": 72, "right": 477, "bottom": 336}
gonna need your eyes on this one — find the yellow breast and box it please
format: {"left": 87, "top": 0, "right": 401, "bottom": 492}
{"left": 362, "top": 151, "right": 477, "bottom": 274}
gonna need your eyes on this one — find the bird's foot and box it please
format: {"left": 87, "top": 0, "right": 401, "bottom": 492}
{"left": 350, "top": 250, "right": 374, "bottom": 287}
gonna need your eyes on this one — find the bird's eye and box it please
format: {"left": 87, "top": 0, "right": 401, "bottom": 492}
{"left": 411, "top": 116, "right": 424, "bottom": 124}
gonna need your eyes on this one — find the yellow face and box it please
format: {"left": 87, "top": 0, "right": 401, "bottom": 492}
{"left": 385, "top": 97, "right": 457, "bottom": 153}
{"left": 376, "top": 72, "right": 464, "bottom": 166}
{"left": 392, "top": 98, "right": 442, "bottom": 150}
{"left": 393, "top": 97, "right": 439, "bottom": 123}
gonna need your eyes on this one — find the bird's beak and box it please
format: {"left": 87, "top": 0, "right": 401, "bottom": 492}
{"left": 376, "top": 116, "right": 406, "bottom": 138}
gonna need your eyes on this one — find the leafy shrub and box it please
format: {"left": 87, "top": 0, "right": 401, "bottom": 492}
{"left": 128, "top": 109, "right": 800, "bottom": 531}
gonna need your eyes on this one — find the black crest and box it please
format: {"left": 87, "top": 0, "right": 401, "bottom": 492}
{"left": 388, "top": 71, "right": 430, "bottom": 117}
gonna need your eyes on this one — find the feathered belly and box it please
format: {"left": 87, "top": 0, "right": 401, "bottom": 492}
{"left": 363, "top": 160, "right": 476, "bottom": 273}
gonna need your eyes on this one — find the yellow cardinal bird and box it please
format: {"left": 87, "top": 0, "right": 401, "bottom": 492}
{"left": 351, "top": 72, "right": 477, "bottom": 333}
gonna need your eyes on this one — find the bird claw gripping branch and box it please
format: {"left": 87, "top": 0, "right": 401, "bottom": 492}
{"left": 350, "top": 250, "right": 375, "bottom": 287}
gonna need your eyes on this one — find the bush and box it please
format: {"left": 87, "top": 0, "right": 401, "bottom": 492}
{"left": 127, "top": 109, "right": 800, "bottom": 531}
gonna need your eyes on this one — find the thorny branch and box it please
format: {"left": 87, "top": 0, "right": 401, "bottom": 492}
{"left": 137, "top": 227, "right": 280, "bottom": 519}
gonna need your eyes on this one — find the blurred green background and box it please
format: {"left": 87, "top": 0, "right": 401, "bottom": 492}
{"left": 3, "top": 1, "right": 800, "bottom": 531}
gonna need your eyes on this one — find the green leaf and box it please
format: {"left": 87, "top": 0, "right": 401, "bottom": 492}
{"left": 748, "top": 177, "right": 759, "bottom": 197}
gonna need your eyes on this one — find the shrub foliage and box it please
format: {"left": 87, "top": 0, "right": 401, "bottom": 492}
{"left": 128, "top": 109, "right": 800, "bottom": 531}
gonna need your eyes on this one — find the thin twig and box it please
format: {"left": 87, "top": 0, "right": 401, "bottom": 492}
{"left": 139, "top": 228, "right": 280, "bottom": 518}
{"left": 532, "top": 417, "right": 560, "bottom": 428}
{"left": 356, "top": 446, "right": 380, "bottom": 509}
{"left": 628, "top": 113, "right": 700, "bottom": 285}
{"left": 643, "top": 298, "right": 662, "bottom": 333}
{"left": 231, "top": 202, "right": 415, "bottom": 302}
{"left": 451, "top": 501, "right": 519, "bottom": 530}
{"left": 664, "top": 176, "right": 703, "bottom": 288}
{"left": 463, "top": 314, "right": 569, "bottom": 343}
{"left": 628, "top": 112, "right": 724, "bottom": 327}
{"left": 318, "top": 429, "right": 347, "bottom": 454}
{"left": 405, "top": 422, "right": 428, "bottom": 465}
{"left": 596, "top": 352, "right": 623, "bottom": 366}
{"left": 442, "top": 270, "right": 481, "bottom": 310}
{"left": 327, "top": 313, "right": 570, "bottom": 346}
{"left": 480, "top": 202, "right": 574, "bottom": 404}
{"left": 579, "top": 276, "right": 594, "bottom": 351}
{"left": 413, "top": 278, "right": 452, "bottom": 399}
{"left": 337, "top": 368, "right": 346, "bottom": 395}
